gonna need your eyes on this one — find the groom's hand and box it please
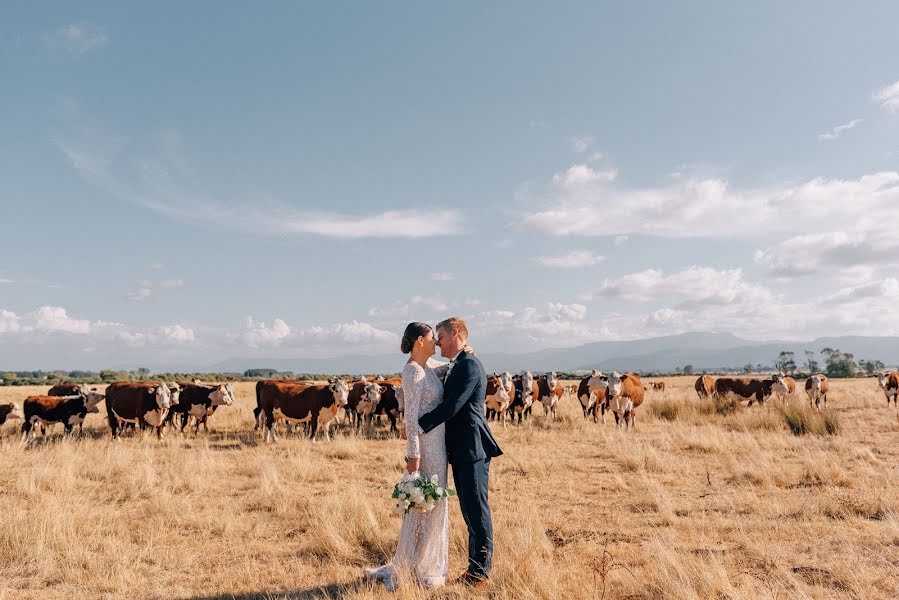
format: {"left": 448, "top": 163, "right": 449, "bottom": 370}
{"left": 406, "top": 457, "right": 420, "bottom": 474}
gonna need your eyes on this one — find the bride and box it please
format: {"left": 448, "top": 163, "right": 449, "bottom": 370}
{"left": 363, "top": 322, "right": 452, "bottom": 590}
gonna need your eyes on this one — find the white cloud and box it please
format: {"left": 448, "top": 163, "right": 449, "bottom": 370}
{"left": 56, "top": 134, "right": 463, "bottom": 239}
{"left": 571, "top": 136, "right": 593, "bottom": 153}
{"left": 301, "top": 320, "right": 397, "bottom": 345}
{"left": 589, "top": 266, "right": 775, "bottom": 306}
{"left": 552, "top": 164, "right": 617, "bottom": 188}
{"left": 160, "top": 324, "right": 195, "bottom": 343}
{"left": 243, "top": 317, "right": 291, "bottom": 349}
{"left": 0, "top": 310, "right": 21, "bottom": 334}
{"left": 47, "top": 23, "right": 108, "bottom": 53}
{"left": 128, "top": 280, "right": 153, "bottom": 301}
{"left": 587, "top": 152, "right": 605, "bottom": 163}
{"left": 469, "top": 302, "right": 596, "bottom": 348}
{"left": 431, "top": 272, "right": 455, "bottom": 281}
{"left": 817, "top": 118, "right": 862, "bottom": 141}
{"left": 31, "top": 306, "right": 91, "bottom": 334}
{"left": 150, "top": 262, "right": 164, "bottom": 270}
{"left": 0, "top": 278, "right": 13, "bottom": 284}
{"left": 518, "top": 167, "right": 899, "bottom": 239}
{"left": 533, "top": 250, "right": 605, "bottom": 269}
{"left": 874, "top": 79, "right": 899, "bottom": 112}
{"left": 613, "top": 235, "right": 629, "bottom": 246}
{"left": 754, "top": 230, "right": 899, "bottom": 281}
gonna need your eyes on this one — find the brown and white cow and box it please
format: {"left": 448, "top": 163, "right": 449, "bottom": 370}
{"left": 45, "top": 383, "right": 105, "bottom": 434}
{"left": 714, "top": 377, "right": 775, "bottom": 406}
{"left": 771, "top": 374, "right": 797, "bottom": 402}
{"left": 166, "top": 382, "right": 235, "bottom": 433}
{"left": 577, "top": 370, "right": 608, "bottom": 422}
{"left": 22, "top": 390, "right": 104, "bottom": 442}
{"left": 605, "top": 371, "right": 644, "bottom": 430}
{"left": 485, "top": 374, "right": 512, "bottom": 428}
{"left": 694, "top": 374, "right": 715, "bottom": 400}
{"left": 805, "top": 374, "right": 829, "bottom": 409}
{"left": 651, "top": 381, "right": 666, "bottom": 391}
{"left": 537, "top": 372, "right": 563, "bottom": 421}
{"left": 105, "top": 382, "right": 174, "bottom": 439}
{"left": 258, "top": 379, "right": 350, "bottom": 443}
{"left": 354, "top": 381, "right": 384, "bottom": 437}
{"left": 1, "top": 402, "right": 23, "bottom": 430}
{"left": 876, "top": 371, "right": 899, "bottom": 407}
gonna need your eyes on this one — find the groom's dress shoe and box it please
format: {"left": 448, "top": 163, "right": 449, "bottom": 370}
{"left": 451, "top": 572, "right": 489, "bottom": 588}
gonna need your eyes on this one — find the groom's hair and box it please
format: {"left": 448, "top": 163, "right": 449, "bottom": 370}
{"left": 436, "top": 317, "right": 468, "bottom": 342}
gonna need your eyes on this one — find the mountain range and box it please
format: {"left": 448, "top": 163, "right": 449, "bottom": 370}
{"left": 208, "top": 332, "right": 899, "bottom": 375}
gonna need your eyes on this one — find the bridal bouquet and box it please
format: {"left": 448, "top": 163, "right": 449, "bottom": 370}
{"left": 392, "top": 472, "right": 455, "bottom": 515}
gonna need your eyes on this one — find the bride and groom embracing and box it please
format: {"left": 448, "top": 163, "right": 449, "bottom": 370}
{"left": 364, "top": 317, "right": 503, "bottom": 591}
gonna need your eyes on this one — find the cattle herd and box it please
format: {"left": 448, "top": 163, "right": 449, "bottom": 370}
{"left": 0, "top": 370, "right": 897, "bottom": 443}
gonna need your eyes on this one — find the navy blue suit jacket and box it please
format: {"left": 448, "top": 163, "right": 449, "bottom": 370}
{"left": 418, "top": 350, "right": 503, "bottom": 464}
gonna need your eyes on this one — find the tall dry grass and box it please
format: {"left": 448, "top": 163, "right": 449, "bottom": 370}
{"left": 0, "top": 377, "right": 897, "bottom": 599}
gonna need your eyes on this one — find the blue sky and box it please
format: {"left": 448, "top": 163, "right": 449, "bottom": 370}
{"left": 2, "top": 2, "right": 899, "bottom": 369}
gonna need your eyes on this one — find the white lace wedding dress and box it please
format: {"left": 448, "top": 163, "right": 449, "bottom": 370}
{"left": 364, "top": 359, "right": 449, "bottom": 590}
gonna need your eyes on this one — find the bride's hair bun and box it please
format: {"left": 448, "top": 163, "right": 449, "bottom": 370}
{"left": 401, "top": 322, "right": 432, "bottom": 354}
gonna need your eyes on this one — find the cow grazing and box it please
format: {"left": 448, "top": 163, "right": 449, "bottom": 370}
{"left": 22, "top": 391, "right": 103, "bottom": 442}
{"left": 876, "top": 371, "right": 899, "bottom": 407}
{"left": 577, "top": 370, "right": 609, "bottom": 422}
{"left": 105, "top": 382, "right": 174, "bottom": 439}
{"left": 485, "top": 374, "right": 512, "bottom": 428}
{"left": 258, "top": 379, "right": 350, "bottom": 443}
{"left": 714, "top": 377, "right": 775, "bottom": 406}
{"left": 651, "top": 381, "right": 666, "bottom": 391}
{"left": 166, "top": 382, "right": 235, "bottom": 433}
{"left": 805, "top": 375, "right": 829, "bottom": 409}
{"left": 537, "top": 372, "right": 563, "bottom": 421}
{"left": 509, "top": 371, "right": 535, "bottom": 425}
{"left": 771, "top": 374, "right": 797, "bottom": 402}
{"left": 606, "top": 372, "right": 644, "bottom": 430}
{"left": 372, "top": 382, "right": 402, "bottom": 437}
{"left": 695, "top": 375, "right": 715, "bottom": 400}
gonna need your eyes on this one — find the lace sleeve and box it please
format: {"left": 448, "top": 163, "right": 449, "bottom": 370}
{"left": 402, "top": 362, "right": 427, "bottom": 459}
{"left": 427, "top": 357, "right": 450, "bottom": 379}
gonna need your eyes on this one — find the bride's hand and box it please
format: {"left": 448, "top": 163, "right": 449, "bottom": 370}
{"left": 463, "top": 344, "right": 476, "bottom": 355}
{"left": 406, "top": 457, "right": 420, "bottom": 474}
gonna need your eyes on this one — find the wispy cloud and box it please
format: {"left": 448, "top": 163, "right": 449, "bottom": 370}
{"left": 817, "top": 118, "right": 862, "bottom": 141}
{"left": 56, "top": 130, "right": 464, "bottom": 239}
{"left": 533, "top": 250, "right": 605, "bottom": 269}
{"left": 874, "top": 79, "right": 899, "bottom": 112}
{"left": 571, "top": 136, "right": 593, "bottom": 153}
{"left": 46, "top": 22, "right": 108, "bottom": 54}
{"left": 431, "top": 272, "right": 455, "bottom": 281}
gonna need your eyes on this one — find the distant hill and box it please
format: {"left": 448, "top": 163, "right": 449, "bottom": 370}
{"left": 208, "top": 332, "right": 899, "bottom": 375}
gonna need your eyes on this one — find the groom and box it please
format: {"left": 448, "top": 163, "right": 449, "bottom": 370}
{"left": 417, "top": 317, "right": 502, "bottom": 587}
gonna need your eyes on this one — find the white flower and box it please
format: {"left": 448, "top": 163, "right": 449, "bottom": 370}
{"left": 436, "top": 486, "right": 444, "bottom": 496}
{"left": 430, "top": 474, "right": 439, "bottom": 484}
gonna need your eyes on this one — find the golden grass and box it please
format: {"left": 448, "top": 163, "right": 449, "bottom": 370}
{"left": 1, "top": 377, "right": 898, "bottom": 599}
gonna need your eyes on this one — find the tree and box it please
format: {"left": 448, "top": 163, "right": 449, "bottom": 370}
{"left": 683, "top": 364, "right": 695, "bottom": 375}
{"left": 776, "top": 351, "right": 797, "bottom": 374}
{"left": 858, "top": 359, "right": 885, "bottom": 375}
{"left": 804, "top": 350, "right": 819, "bottom": 374}
{"left": 743, "top": 363, "right": 754, "bottom": 374}
{"left": 821, "top": 347, "right": 857, "bottom": 378}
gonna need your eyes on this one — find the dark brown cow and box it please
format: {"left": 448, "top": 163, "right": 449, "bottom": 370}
{"left": 105, "top": 382, "right": 174, "bottom": 439}
{"left": 714, "top": 377, "right": 775, "bottom": 406}
{"left": 805, "top": 374, "right": 829, "bottom": 408}
{"left": 165, "top": 382, "right": 235, "bottom": 433}
{"left": 876, "top": 371, "right": 899, "bottom": 406}
{"left": 606, "top": 372, "right": 644, "bottom": 430}
{"left": 1, "top": 402, "right": 23, "bottom": 428}
{"left": 258, "top": 379, "right": 350, "bottom": 443}
{"left": 21, "top": 393, "right": 103, "bottom": 442}
{"left": 371, "top": 383, "right": 401, "bottom": 437}
{"left": 253, "top": 379, "right": 316, "bottom": 430}
{"left": 694, "top": 375, "right": 715, "bottom": 400}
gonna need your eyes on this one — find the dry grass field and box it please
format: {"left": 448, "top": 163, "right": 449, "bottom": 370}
{"left": 1, "top": 377, "right": 898, "bottom": 600}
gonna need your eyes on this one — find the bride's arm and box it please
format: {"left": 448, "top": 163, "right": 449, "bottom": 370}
{"left": 402, "top": 363, "right": 426, "bottom": 471}
{"left": 426, "top": 357, "right": 449, "bottom": 378}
